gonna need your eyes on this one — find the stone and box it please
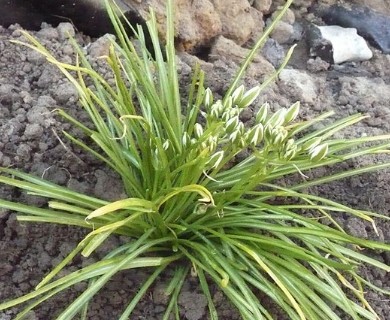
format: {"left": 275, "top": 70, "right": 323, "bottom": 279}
{"left": 279, "top": 69, "right": 318, "bottom": 103}
{"left": 212, "top": 0, "right": 263, "bottom": 45}
{"left": 87, "top": 34, "right": 115, "bottom": 58}
{"left": 270, "top": 21, "right": 294, "bottom": 44}
{"left": 210, "top": 36, "right": 274, "bottom": 79}
{"left": 271, "top": 8, "right": 295, "bottom": 24}
{"left": 320, "top": 4, "right": 390, "bottom": 53}
{"left": 253, "top": 0, "right": 272, "bottom": 13}
{"left": 307, "top": 24, "right": 372, "bottom": 64}
{"left": 261, "top": 38, "right": 285, "bottom": 67}
{"left": 57, "top": 22, "right": 75, "bottom": 41}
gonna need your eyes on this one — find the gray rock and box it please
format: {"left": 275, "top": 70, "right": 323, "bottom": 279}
{"left": 279, "top": 69, "right": 318, "bottom": 103}
{"left": 261, "top": 38, "right": 285, "bottom": 67}
{"left": 308, "top": 24, "right": 372, "bottom": 64}
{"left": 57, "top": 22, "right": 75, "bottom": 41}
{"left": 270, "top": 21, "right": 294, "bottom": 44}
{"left": 87, "top": 34, "right": 116, "bottom": 58}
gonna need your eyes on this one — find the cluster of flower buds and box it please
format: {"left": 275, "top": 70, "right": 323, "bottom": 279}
{"left": 194, "top": 85, "right": 329, "bottom": 170}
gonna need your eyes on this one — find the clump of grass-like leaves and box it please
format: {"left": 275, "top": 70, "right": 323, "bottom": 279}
{"left": 1, "top": 0, "right": 390, "bottom": 319}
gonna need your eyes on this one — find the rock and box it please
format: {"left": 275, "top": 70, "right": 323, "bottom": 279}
{"left": 271, "top": 8, "right": 295, "bottom": 24}
{"left": 173, "top": 0, "right": 222, "bottom": 51}
{"left": 279, "top": 69, "right": 318, "bottom": 103}
{"left": 268, "top": 8, "right": 295, "bottom": 45}
{"left": 307, "top": 24, "right": 372, "bottom": 64}
{"left": 307, "top": 57, "right": 330, "bottom": 72}
{"left": 209, "top": 36, "right": 275, "bottom": 80}
{"left": 253, "top": 0, "right": 272, "bottom": 13}
{"left": 261, "top": 38, "right": 285, "bottom": 67}
{"left": 57, "top": 22, "right": 75, "bottom": 41}
{"left": 212, "top": 0, "right": 263, "bottom": 45}
{"left": 87, "top": 34, "right": 116, "bottom": 58}
{"left": 270, "top": 21, "right": 294, "bottom": 44}
{"left": 320, "top": 4, "right": 390, "bottom": 53}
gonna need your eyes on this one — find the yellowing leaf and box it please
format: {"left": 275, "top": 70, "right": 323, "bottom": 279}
{"left": 87, "top": 198, "right": 155, "bottom": 220}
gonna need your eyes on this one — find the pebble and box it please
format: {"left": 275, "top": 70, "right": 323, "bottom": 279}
{"left": 307, "top": 24, "right": 372, "bottom": 64}
{"left": 320, "top": 4, "right": 390, "bottom": 54}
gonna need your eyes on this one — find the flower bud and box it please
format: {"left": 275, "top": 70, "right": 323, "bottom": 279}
{"left": 231, "top": 85, "right": 245, "bottom": 105}
{"left": 309, "top": 143, "right": 328, "bottom": 161}
{"left": 229, "top": 130, "right": 240, "bottom": 144}
{"left": 246, "top": 123, "right": 264, "bottom": 146}
{"left": 210, "top": 104, "right": 220, "bottom": 119}
{"left": 284, "top": 101, "right": 300, "bottom": 123}
{"left": 225, "top": 116, "right": 239, "bottom": 134}
{"left": 301, "top": 137, "right": 322, "bottom": 151}
{"left": 163, "top": 139, "right": 170, "bottom": 150}
{"left": 207, "top": 137, "right": 217, "bottom": 153}
{"left": 264, "top": 124, "right": 274, "bottom": 144}
{"left": 194, "top": 123, "right": 204, "bottom": 138}
{"left": 271, "top": 126, "right": 288, "bottom": 145}
{"left": 282, "top": 139, "right": 297, "bottom": 160}
{"left": 238, "top": 86, "right": 261, "bottom": 108}
{"left": 236, "top": 121, "right": 245, "bottom": 134}
{"left": 283, "top": 146, "right": 297, "bottom": 160}
{"left": 224, "top": 96, "right": 233, "bottom": 110}
{"left": 268, "top": 108, "right": 287, "bottom": 127}
{"left": 182, "top": 132, "right": 190, "bottom": 147}
{"left": 204, "top": 88, "right": 213, "bottom": 109}
{"left": 229, "top": 107, "right": 240, "bottom": 119}
{"left": 207, "top": 150, "right": 224, "bottom": 169}
{"left": 256, "top": 103, "right": 268, "bottom": 124}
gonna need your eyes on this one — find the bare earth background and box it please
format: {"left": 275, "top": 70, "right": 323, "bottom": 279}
{"left": 1, "top": 1, "right": 390, "bottom": 319}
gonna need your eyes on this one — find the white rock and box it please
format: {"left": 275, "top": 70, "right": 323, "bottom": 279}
{"left": 318, "top": 25, "right": 372, "bottom": 64}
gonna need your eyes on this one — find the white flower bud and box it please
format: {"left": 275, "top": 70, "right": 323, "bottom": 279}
{"left": 246, "top": 123, "right": 264, "bottom": 146}
{"left": 236, "top": 121, "right": 245, "bottom": 134}
{"left": 309, "top": 143, "right": 328, "bottom": 161}
{"left": 182, "top": 132, "right": 190, "bottom": 147}
{"left": 256, "top": 103, "right": 268, "bottom": 124}
{"left": 204, "top": 88, "right": 213, "bottom": 109}
{"left": 229, "top": 130, "right": 240, "bottom": 144}
{"left": 207, "top": 137, "right": 218, "bottom": 153}
{"left": 229, "top": 107, "right": 240, "bottom": 118}
{"left": 268, "top": 108, "right": 287, "bottom": 127}
{"left": 163, "top": 140, "right": 170, "bottom": 150}
{"left": 194, "top": 123, "right": 204, "bottom": 138}
{"left": 231, "top": 85, "right": 245, "bottom": 105}
{"left": 209, "top": 102, "right": 220, "bottom": 119}
{"left": 301, "top": 137, "right": 322, "bottom": 151}
{"left": 238, "top": 86, "right": 261, "bottom": 108}
{"left": 284, "top": 101, "right": 300, "bottom": 123}
{"left": 271, "top": 126, "right": 288, "bottom": 145}
{"left": 283, "top": 146, "right": 297, "bottom": 160}
{"left": 207, "top": 150, "right": 224, "bottom": 169}
{"left": 225, "top": 116, "right": 239, "bottom": 134}
{"left": 223, "top": 96, "right": 233, "bottom": 110}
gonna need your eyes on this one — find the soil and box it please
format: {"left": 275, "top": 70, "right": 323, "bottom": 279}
{"left": 1, "top": 8, "right": 390, "bottom": 320}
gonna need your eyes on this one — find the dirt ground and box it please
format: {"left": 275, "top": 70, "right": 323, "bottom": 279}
{"left": 1, "top": 9, "right": 390, "bottom": 320}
